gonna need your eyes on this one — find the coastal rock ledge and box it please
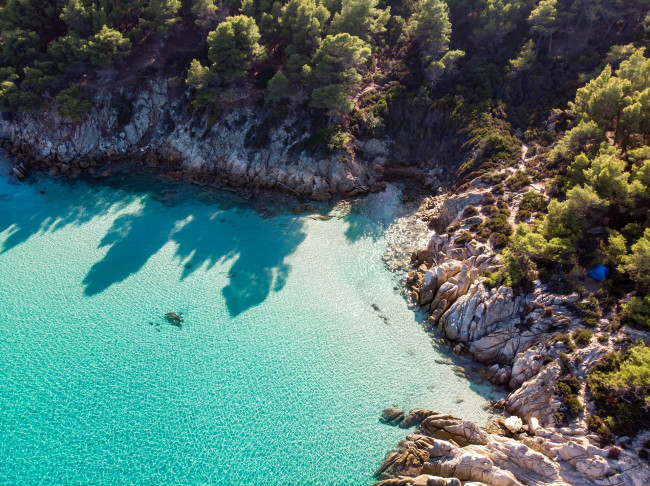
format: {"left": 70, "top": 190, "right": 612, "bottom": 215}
{"left": 375, "top": 410, "right": 648, "bottom": 486}
{"left": 0, "top": 78, "right": 393, "bottom": 200}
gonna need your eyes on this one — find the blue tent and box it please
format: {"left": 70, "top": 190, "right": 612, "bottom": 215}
{"left": 588, "top": 264, "right": 610, "bottom": 281}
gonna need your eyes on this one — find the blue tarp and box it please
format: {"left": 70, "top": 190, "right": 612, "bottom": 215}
{"left": 588, "top": 264, "right": 610, "bottom": 281}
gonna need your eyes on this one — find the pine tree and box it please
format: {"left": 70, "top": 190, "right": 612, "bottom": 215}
{"left": 329, "top": 0, "right": 390, "bottom": 42}
{"left": 528, "top": 0, "right": 557, "bottom": 56}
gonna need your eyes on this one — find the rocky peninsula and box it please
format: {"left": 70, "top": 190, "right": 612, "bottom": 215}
{"left": 374, "top": 164, "right": 650, "bottom": 484}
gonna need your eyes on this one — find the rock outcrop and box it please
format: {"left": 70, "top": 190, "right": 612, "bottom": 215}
{"left": 375, "top": 410, "right": 650, "bottom": 486}
{"left": 404, "top": 191, "right": 608, "bottom": 426}
{"left": 385, "top": 186, "right": 650, "bottom": 486}
{"left": 0, "top": 78, "right": 391, "bottom": 199}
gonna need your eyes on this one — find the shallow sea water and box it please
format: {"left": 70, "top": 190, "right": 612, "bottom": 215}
{"left": 0, "top": 161, "right": 502, "bottom": 485}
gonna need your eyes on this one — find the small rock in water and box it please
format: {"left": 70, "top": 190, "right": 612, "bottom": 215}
{"left": 165, "top": 312, "right": 183, "bottom": 327}
{"left": 379, "top": 407, "right": 405, "bottom": 426}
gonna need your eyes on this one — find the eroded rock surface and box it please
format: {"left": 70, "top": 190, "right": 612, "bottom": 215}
{"left": 0, "top": 79, "right": 391, "bottom": 199}
{"left": 389, "top": 187, "right": 650, "bottom": 485}
{"left": 376, "top": 410, "right": 649, "bottom": 486}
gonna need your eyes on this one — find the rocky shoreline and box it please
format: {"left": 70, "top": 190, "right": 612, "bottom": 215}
{"left": 375, "top": 409, "right": 646, "bottom": 486}
{"left": 375, "top": 176, "right": 650, "bottom": 485}
{"left": 0, "top": 78, "right": 416, "bottom": 200}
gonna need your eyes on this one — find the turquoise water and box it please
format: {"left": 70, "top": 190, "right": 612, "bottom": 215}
{"left": 0, "top": 163, "right": 500, "bottom": 485}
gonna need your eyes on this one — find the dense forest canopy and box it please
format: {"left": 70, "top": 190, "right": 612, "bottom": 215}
{"left": 0, "top": 0, "right": 648, "bottom": 122}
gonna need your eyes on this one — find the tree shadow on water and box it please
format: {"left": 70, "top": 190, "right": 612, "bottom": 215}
{"left": 171, "top": 211, "right": 305, "bottom": 316}
{"left": 0, "top": 180, "right": 133, "bottom": 254}
{"left": 81, "top": 194, "right": 306, "bottom": 316}
{"left": 82, "top": 204, "right": 175, "bottom": 296}
{"left": 1, "top": 173, "right": 307, "bottom": 315}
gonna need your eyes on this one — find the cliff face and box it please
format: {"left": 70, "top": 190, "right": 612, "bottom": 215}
{"left": 0, "top": 79, "right": 393, "bottom": 199}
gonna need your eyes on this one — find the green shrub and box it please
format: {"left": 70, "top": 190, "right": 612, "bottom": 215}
{"left": 492, "top": 183, "right": 505, "bottom": 195}
{"left": 557, "top": 375, "right": 584, "bottom": 414}
{"left": 463, "top": 205, "right": 478, "bottom": 218}
{"left": 481, "top": 204, "right": 497, "bottom": 216}
{"left": 456, "top": 113, "right": 521, "bottom": 182}
{"left": 482, "top": 193, "right": 496, "bottom": 205}
{"left": 588, "top": 342, "right": 650, "bottom": 437}
{"left": 574, "top": 296, "right": 601, "bottom": 328}
{"left": 455, "top": 231, "right": 473, "bottom": 245}
{"left": 505, "top": 171, "right": 531, "bottom": 191}
{"left": 621, "top": 295, "right": 650, "bottom": 330}
{"left": 517, "top": 191, "right": 546, "bottom": 222}
{"left": 551, "top": 333, "right": 576, "bottom": 352}
{"left": 588, "top": 414, "right": 614, "bottom": 445}
{"left": 573, "top": 328, "right": 593, "bottom": 346}
{"left": 483, "top": 245, "right": 536, "bottom": 291}
{"left": 304, "top": 125, "right": 351, "bottom": 153}
{"left": 55, "top": 85, "right": 92, "bottom": 121}
{"left": 481, "top": 172, "right": 508, "bottom": 185}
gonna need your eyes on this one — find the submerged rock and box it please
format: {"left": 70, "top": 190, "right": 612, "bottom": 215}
{"left": 380, "top": 408, "right": 406, "bottom": 426}
{"left": 164, "top": 312, "right": 183, "bottom": 327}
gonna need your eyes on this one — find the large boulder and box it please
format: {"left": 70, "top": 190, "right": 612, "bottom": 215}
{"left": 431, "top": 192, "right": 484, "bottom": 233}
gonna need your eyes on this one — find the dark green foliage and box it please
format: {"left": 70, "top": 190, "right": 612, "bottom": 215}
{"left": 330, "top": 0, "right": 390, "bottom": 42}
{"left": 516, "top": 191, "right": 546, "bottom": 222}
{"left": 550, "top": 333, "right": 575, "bottom": 352}
{"left": 462, "top": 205, "right": 478, "bottom": 218}
{"left": 307, "top": 33, "right": 371, "bottom": 120}
{"left": 455, "top": 231, "right": 473, "bottom": 244}
{"left": 304, "top": 125, "right": 350, "bottom": 153}
{"left": 457, "top": 113, "right": 521, "bottom": 182}
{"left": 588, "top": 342, "right": 650, "bottom": 438}
{"left": 573, "top": 328, "right": 593, "bottom": 346}
{"left": 505, "top": 171, "right": 531, "bottom": 192}
{"left": 480, "top": 172, "right": 508, "bottom": 185}
{"left": 207, "top": 15, "right": 263, "bottom": 80}
{"left": 574, "top": 296, "right": 601, "bottom": 328}
{"left": 557, "top": 375, "right": 584, "bottom": 415}
{"left": 0, "top": 71, "right": 40, "bottom": 112}
{"left": 621, "top": 295, "right": 650, "bottom": 330}
{"left": 55, "top": 85, "right": 92, "bottom": 120}
{"left": 476, "top": 197, "right": 512, "bottom": 248}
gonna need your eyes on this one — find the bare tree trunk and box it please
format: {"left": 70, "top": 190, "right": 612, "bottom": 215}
{"left": 582, "top": 18, "right": 593, "bottom": 50}
{"left": 548, "top": 32, "right": 553, "bottom": 56}
{"left": 602, "top": 18, "right": 616, "bottom": 41}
